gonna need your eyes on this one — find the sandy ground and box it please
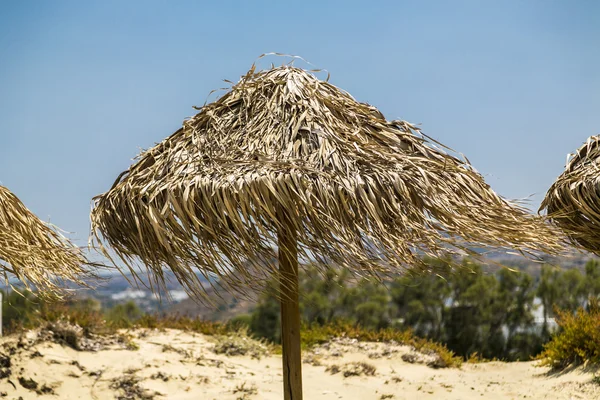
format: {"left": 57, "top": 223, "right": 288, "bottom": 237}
{"left": 0, "top": 327, "right": 598, "bottom": 400}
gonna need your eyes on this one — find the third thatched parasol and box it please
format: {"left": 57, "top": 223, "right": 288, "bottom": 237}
{"left": 541, "top": 135, "right": 600, "bottom": 254}
{"left": 0, "top": 185, "right": 96, "bottom": 297}
{"left": 91, "top": 62, "right": 562, "bottom": 399}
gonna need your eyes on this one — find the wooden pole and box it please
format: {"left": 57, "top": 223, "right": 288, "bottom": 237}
{"left": 277, "top": 206, "right": 302, "bottom": 400}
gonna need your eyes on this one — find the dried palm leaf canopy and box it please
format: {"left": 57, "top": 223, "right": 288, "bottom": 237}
{"left": 0, "top": 185, "right": 96, "bottom": 297}
{"left": 91, "top": 63, "right": 562, "bottom": 298}
{"left": 541, "top": 135, "right": 600, "bottom": 254}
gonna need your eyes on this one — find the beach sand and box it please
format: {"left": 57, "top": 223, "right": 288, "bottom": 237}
{"left": 0, "top": 328, "right": 597, "bottom": 399}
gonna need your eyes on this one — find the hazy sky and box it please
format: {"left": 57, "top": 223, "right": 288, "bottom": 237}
{"left": 1, "top": 0, "right": 599, "bottom": 248}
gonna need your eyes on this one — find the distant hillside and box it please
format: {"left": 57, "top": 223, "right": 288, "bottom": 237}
{"left": 168, "top": 289, "right": 258, "bottom": 321}
{"left": 484, "top": 249, "right": 597, "bottom": 278}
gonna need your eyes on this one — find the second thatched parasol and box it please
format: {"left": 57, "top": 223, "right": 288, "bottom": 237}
{"left": 541, "top": 135, "right": 600, "bottom": 254}
{"left": 0, "top": 185, "right": 97, "bottom": 297}
{"left": 91, "top": 62, "right": 562, "bottom": 399}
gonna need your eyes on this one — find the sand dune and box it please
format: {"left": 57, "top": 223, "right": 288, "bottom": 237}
{"left": 0, "top": 327, "right": 597, "bottom": 399}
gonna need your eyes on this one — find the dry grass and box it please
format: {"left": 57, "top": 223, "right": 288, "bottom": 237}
{"left": 212, "top": 329, "right": 270, "bottom": 359}
{"left": 90, "top": 59, "right": 563, "bottom": 300}
{"left": 0, "top": 185, "right": 99, "bottom": 298}
{"left": 326, "top": 361, "right": 376, "bottom": 377}
{"left": 232, "top": 381, "right": 258, "bottom": 400}
{"left": 109, "top": 373, "right": 160, "bottom": 400}
{"left": 541, "top": 135, "right": 600, "bottom": 254}
{"left": 135, "top": 315, "right": 230, "bottom": 336}
{"left": 161, "top": 344, "right": 191, "bottom": 358}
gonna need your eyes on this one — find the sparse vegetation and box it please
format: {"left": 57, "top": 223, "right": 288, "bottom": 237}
{"left": 46, "top": 320, "right": 83, "bottom": 350}
{"left": 136, "top": 314, "right": 229, "bottom": 336}
{"left": 0, "top": 353, "right": 10, "bottom": 379}
{"left": 122, "top": 336, "right": 140, "bottom": 351}
{"left": 213, "top": 329, "right": 270, "bottom": 359}
{"left": 161, "top": 343, "right": 191, "bottom": 358}
{"left": 301, "top": 321, "right": 461, "bottom": 367}
{"left": 326, "top": 361, "right": 376, "bottom": 377}
{"left": 0, "top": 292, "right": 231, "bottom": 339}
{"left": 149, "top": 371, "right": 170, "bottom": 382}
{"left": 466, "top": 352, "right": 493, "bottom": 364}
{"left": 110, "top": 373, "right": 160, "bottom": 400}
{"left": 105, "top": 301, "right": 143, "bottom": 328}
{"left": 232, "top": 381, "right": 258, "bottom": 399}
{"left": 18, "top": 376, "right": 38, "bottom": 390}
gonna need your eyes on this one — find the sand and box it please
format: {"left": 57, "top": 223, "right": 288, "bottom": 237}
{"left": 0, "top": 327, "right": 597, "bottom": 400}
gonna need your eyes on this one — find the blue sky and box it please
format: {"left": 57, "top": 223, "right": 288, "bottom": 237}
{"left": 0, "top": 0, "right": 598, "bottom": 247}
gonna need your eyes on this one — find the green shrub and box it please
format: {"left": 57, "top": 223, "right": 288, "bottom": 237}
{"left": 2, "top": 290, "right": 40, "bottom": 332}
{"left": 105, "top": 301, "right": 143, "bottom": 329}
{"left": 1, "top": 291, "right": 108, "bottom": 335}
{"left": 227, "top": 314, "right": 252, "bottom": 330}
{"left": 538, "top": 305, "right": 600, "bottom": 369}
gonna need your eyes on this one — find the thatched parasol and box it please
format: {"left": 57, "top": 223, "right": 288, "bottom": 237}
{"left": 0, "top": 185, "right": 96, "bottom": 297}
{"left": 541, "top": 135, "right": 600, "bottom": 253}
{"left": 91, "top": 62, "right": 562, "bottom": 399}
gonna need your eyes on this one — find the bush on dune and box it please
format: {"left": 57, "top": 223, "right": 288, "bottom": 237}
{"left": 300, "top": 320, "right": 462, "bottom": 368}
{"left": 537, "top": 301, "right": 600, "bottom": 369}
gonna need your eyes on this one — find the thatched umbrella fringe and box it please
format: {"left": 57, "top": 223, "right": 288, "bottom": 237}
{"left": 0, "top": 186, "right": 98, "bottom": 298}
{"left": 541, "top": 135, "right": 600, "bottom": 254}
